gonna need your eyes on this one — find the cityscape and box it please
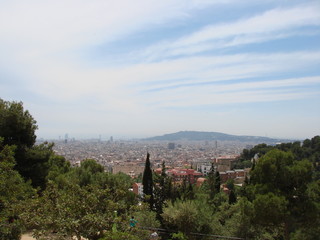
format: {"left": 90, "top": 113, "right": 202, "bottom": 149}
{"left": 50, "top": 137, "right": 244, "bottom": 174}
{"left": 1, "top": 0, "right": 319, "bottom": 239}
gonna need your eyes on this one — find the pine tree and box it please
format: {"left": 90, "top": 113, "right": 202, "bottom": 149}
{"left": 160, "top": 161, "right": 166, "bottom": 187}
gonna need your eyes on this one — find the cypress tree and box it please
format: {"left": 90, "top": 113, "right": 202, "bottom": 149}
{"left": 207, "top": 163, "right": 216, "bottom": 200}
{"left": 142, "top": 152, "right": 154, "bottom": 208}
{"left": 228, "top": 190, "right": 237, "bottom": 204}
{"left": 214, "top": 171, "right": 221, "bottom": 193}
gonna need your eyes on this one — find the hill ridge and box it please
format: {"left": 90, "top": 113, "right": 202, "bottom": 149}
{"left": 143, "top": 131, "right": 290, "bottom": 143}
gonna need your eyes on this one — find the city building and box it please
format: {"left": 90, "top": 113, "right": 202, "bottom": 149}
{"left": 215, "top": 155, "right": 239, "bottom": 172}
{"left": 167, "top": 168, "right": 203, "bottom": 184}
{"left": 219, "top": 169, "right": 246, "bottom": 183}
{"left": 132, "top": 182, "right": 143, "bottom": 197}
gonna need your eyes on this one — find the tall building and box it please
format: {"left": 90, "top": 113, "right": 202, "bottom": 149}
{"left": 168, "top": 142, "right": 175, "bottom": 150}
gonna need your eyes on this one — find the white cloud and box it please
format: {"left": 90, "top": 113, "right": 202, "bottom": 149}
{"left": 142, "top": 3, "right": 320, "bottom": 59}
{"left": 13, "top": 50, "right": 319, "bottom": 115}
{"left": 129, "top": 51, "right": 320, "bottom": 89}
{"left": 140, "top": 77, "right": 320, "bottom": 108}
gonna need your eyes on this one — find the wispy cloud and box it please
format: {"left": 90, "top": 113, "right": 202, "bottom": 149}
{"left": 140, "top": 76, "right": 320, "bottom": 107}
{"left": 142, "top": 4, "right": 320, "bottom": 60}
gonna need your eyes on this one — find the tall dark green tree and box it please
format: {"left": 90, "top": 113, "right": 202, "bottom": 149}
{"left": 142, "top": 153, "right": 153, "bottom": 209}
{"left": 214, "top": 171, "right": 221, "bottom": 193}
{"left": 228, "top": 190, "right": 237, "bottom": 205}
{"left": 206, "top": 163, "right": 216, "bottom": 200}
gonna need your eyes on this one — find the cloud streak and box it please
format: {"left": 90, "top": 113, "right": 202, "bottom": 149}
{"left": 142, "top": 4, "right": 320, "bottom": 59}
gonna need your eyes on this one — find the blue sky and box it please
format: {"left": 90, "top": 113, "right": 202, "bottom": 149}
{"left": 1, "top": 0, "right": 320, "bottom": 140}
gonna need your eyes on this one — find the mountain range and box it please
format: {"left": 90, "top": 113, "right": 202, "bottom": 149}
{"left": 144, "top": 131, "right": 291, "bottom": 144}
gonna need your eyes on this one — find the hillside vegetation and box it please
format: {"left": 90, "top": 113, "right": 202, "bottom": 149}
{"left": 0, "top": 98, "right": 319, "bottom": 240}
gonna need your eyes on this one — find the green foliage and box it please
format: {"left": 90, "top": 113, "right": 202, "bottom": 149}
{"left": 19, "top": 181, "right": 134, "bottom": 240}
{"left": 162, "top": 200, "right": 198, "bottom": 236}
{"left": 132, "top": 203, "right": 160, "bottom": 229}
{"left": 250, "top": 149, "right": 295, "bottom": 194}
{"left": 0, "top": 99, "right": 37, "bottom": 149}
{"left": 17, "top": 156, "right": 137, "bottom": 240}
{"left": 74, "top": 159, "right": 105, "bottom": 187}
{"left": 0, "top": 99, "right": 38, "bottom": 182}
{"left": 0, "top": 99, "right": 59, "bottom": 189}
{"left": 248, "top": 149, "right": 318, "bottom": 239}
{"left": 237, "top": 144, "right": 274, "bottom": 166}
{"left": 225, "top": 178, "right": 234, "bottom": 191}
{"left": 170, "top": 231, "right": 187, "bottom": 240}
{"left": 253, "top": 193, "right": 288, "bottom": 226}
{"left": 46, "top": 154, "right": 71, "bottom": 185}
{"left": 23, "top": 142, "right": 54, "bottom": 189}
{"left": 153, "top": 162, "right": 168, "bottom": 222}
{"left": 162, "top": 198, "right": 218, "bottom": 238}
{"left": 0, "top": 140, "right": 35, "bottom": 240}
{"left": 233, "top": 159, "right": 252, "bottom": 169}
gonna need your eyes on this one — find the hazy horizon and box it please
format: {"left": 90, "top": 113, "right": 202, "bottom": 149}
{"left": 37, "top": 130, "right": 307, "bottom": 142}
{"left": 1, "top": 0, "right": 320, "bottom": 140}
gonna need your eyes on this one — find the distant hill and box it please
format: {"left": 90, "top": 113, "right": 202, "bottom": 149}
{"left": 143, "top": 131, "right": 290, "bottom": 144}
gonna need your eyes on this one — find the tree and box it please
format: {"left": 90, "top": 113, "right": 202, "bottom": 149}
{"left": 250, "top": 149, "right": 316, "bottom": 239}
{"left": 162, "top": 198, "right": 217, "bottom": 240}
{"left": 153, "top": 161, "right": 168, "bottom": 222}
{"left": 252, "top": 193, "right": 288, "bottom": 226}
{"left": 20, "top": 179, "right": 137, "bottom": 240}
{"left": 206, "top": 163, "right": 216, "bottom": 200}
{"left": 23, "top": 142, "right": 54, "bottom": 189}
{"left": 0, "top": 99, "right": 54, "bottom": 189}
{"left": 214, "top": 171, "right": 221, "bottom": 193}
{"left": 228, "top": 190, "right": 237, "bottom": 205}
{"left": 133, "top": 203, "right": 160, "bottom": 229}
{"left": 0, "top": 139, "right": 35, "bottom": 240}
{"left": 0, "top": 99, "right": 37, "bottom": 149}
{"left": 225, "top": 179, "right": 234, "bottom": 191}
{"left": 162, "top": 200, "right": 200, "bottom": 239}
{"left": 142, "top": 153, "right": 154, "bottom": 209}
{"left": 0, "top": 99, "right": 37, "bottom": 176}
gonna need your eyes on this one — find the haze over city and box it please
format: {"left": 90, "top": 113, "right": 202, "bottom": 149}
{"left": 1, "top": 0, "right": 320, "bottom": 140}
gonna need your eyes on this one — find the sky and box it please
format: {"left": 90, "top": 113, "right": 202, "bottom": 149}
{"left": 1, "top": 0, "right": 320, "bottom": 140}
